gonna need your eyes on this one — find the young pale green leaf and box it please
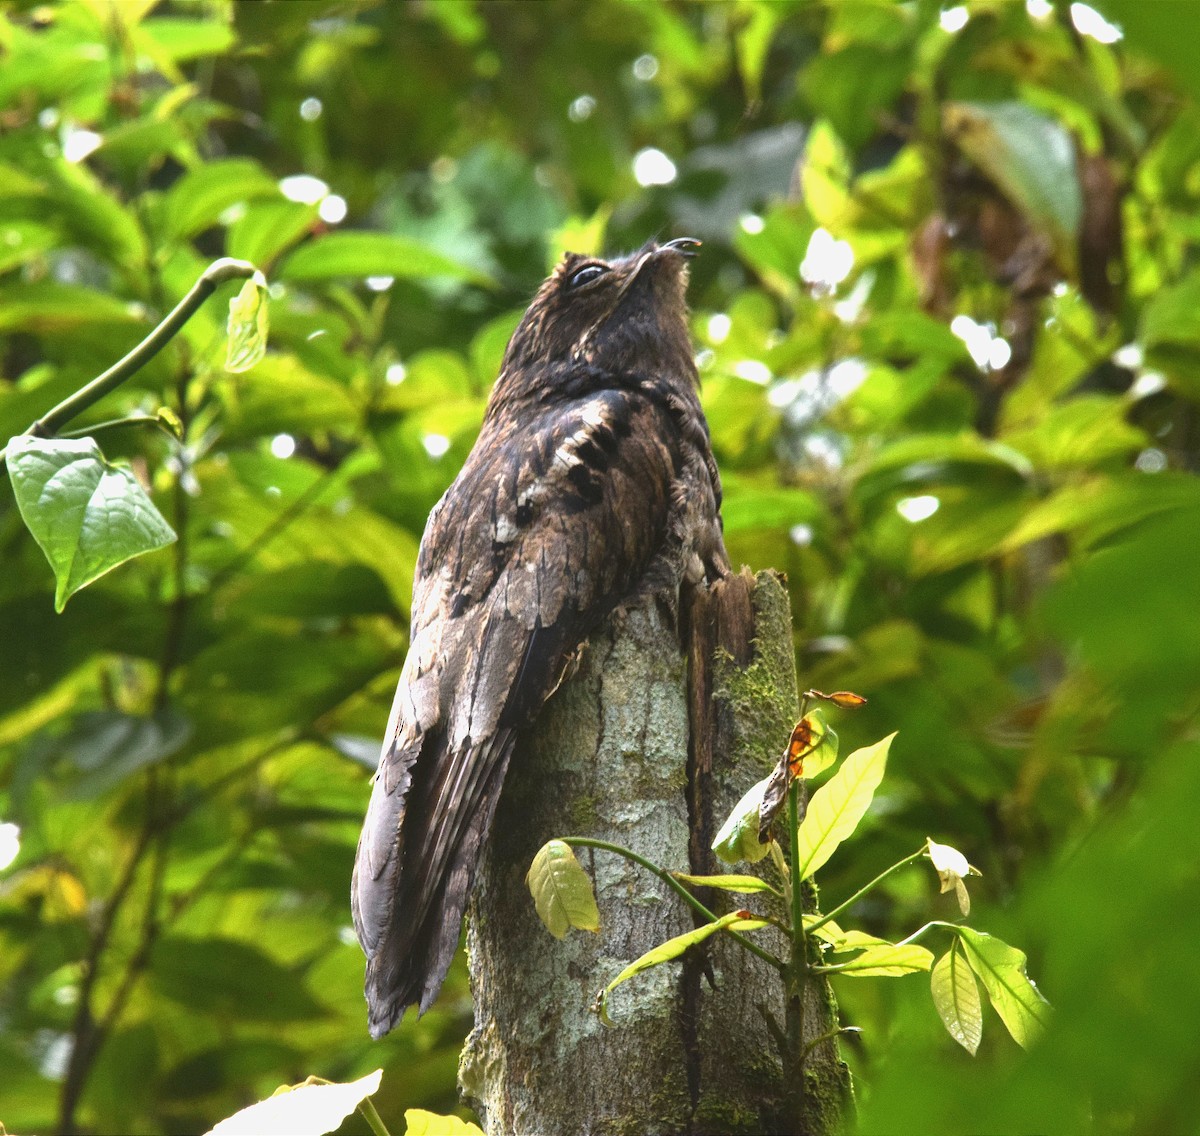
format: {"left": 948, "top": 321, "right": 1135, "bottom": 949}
{"left": 794, "top": 733, "right": 894, "bottom": 879}
{"left": 811, "top": 923, "right": 892, "bottom": 953}
{"left": 825, "top": 943, "right": 934, "bottom": 977}
{"left": 956, "top": 927, "right": 1051, "bottom": 1048}
{"left": 6, "top": 435, "right": 176, "bottom": 611}
{"left": 800, "top": 707, "right": 839, "bottom": 780}
{"left": 711, "top": 776, "right": 773, "bottom": 864}
{"left": 405, "top": 1109, "right": 485, "bottom": 1136}
{"left": 203, "top": 1069, "right": 382, "bottom": 1136}
{"left": 225, "top": 270, "right": 270, "bottom": 373}
{"left": 526, "top": 840, "right": 600, "bottom": 940}
{"left": 931, "top": 941, "right": 983, "bottom": 1055}
{"left": 599, "top": 910, "right": 768, "bottom": 1023}
{"left": 671, "top": 872, "right": 780, "bottom": 897}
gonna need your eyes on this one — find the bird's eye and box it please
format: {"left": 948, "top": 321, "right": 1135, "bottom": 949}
{"left": 568, "top": 263, "right": 608, "bottom": 289}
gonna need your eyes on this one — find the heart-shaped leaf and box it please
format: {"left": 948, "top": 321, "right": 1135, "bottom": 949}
{"left": 6, "top": 435, "right": 176, "bottom": 611}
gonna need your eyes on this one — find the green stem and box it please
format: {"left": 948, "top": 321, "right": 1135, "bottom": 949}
{"left": 0, "top": 257, "right": 257, "bottom": 463}
{"left": 357, "top": 1095, "right": 394, "bottom": 1136}
{"left": 805, "top": 849, "right": 927, "bottom": 938}
{"left": 787, "top": 783, "right": 804, "bottom": 957}
{"left": 559, "top": 836, "right": 786, "bottom": 972}
{"left": 783, "top": 779, "right": 808, "bottom": 1131}
{"left": 60, "top": 413, "right": 173, "bottom": 440}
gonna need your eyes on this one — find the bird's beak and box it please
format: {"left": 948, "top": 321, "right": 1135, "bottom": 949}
{"left": 617, "top": 237, "right": 701, "bottom": 301}
{"left": 662, "top": 237, "right": 701, "bottom": 258}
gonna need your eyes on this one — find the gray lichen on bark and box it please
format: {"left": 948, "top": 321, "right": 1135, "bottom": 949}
{"left": 460, "top": 570, "right": 851, "bottom": 1135}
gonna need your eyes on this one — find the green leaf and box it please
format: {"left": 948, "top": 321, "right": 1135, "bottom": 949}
{"left": 826, "top": 942, "right": 934, "bottom": 977}
{"left": 801, "top": 119, "right": 851, "bottom": 228}
{"left": 162, "top": 158, "right": 279, "bottom": 242}
{"left": 225, "top": 271, "right": 270, "bottom": 373}
{"left": 805, "top": 918, "right": 889, "bottom": 952}
{"left": 0, "top": 282, "right": 145, "bottom": 335}
{"left": 50, "top": 708, "right": 191, "bottom": 800}
{"left": 794, "top": 733, "right": 894, "bottom": 879}
{"left": 6, "top": 435, "right": 176, "bottom": 611}
{"left": 526, "top": 840, "right": 600, "bottom": 940}
{"left": 799, "top": 707, "right": 839, "bottom": 780}
{"left": 943, "top": 101, "right": 1082, "bottom": 259}
{"left": 671, "top": 872, "right": 780, "bottom": 896}
{"left": 204, "top": 1069, "right": 382, "bottom": 1136}
{"left": 1139, "top": 267, "right": 1200, "bottom": 351}
{"left": 227, "top": 199, "right": 318, "bottom": 272}
{"left": 598, "top": 911, "right": 768, "bottom": 1024}
{"left": 956, "top": 927, "right": 1051, "bottom": 1048}
{"left": 137, "top": 17, "right": 237, "bottom": 63}
{"left": 931, "top": 942, "right": 983, "bottom": 1056}
{"left": 281, "top": 232, "right": 491, "bottom": 285}
{"left": 405, "top": 1109, "right": 485, "bottom": 1136}
{"left": 711, "top": 776, "right": 773, "bottom": 864}
{"left": 152, "top": 936, "right": 328, "bottom": 1022}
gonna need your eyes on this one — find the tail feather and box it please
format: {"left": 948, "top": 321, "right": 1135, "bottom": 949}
{"left": 354, "top": 727, "right": 516, "bottom": 1038}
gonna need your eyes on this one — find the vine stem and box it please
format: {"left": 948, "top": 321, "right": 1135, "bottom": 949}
{"left": 0, "top": 257, "right": 257, "bottom": 463}
{"left": 558, "top": 836, "right": 787, "bottom": 972}
{"left": 804, "top": 848, "right": 927, "bottom": 938}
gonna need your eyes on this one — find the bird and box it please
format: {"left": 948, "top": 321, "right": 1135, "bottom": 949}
{"left": 351, "top": 237, "right": 730, "bottom": 1038}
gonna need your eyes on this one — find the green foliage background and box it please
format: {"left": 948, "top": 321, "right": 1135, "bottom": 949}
{"left": 2, "top": 1, "right": 1200, "bottom": 1132}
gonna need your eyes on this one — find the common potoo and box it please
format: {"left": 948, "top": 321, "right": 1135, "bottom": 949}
{"left": 351, "top": 237, "right": 729, "bottom": 1038}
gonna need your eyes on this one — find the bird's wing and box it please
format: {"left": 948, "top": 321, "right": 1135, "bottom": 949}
{"left": 352, "top": 385, "right": 683, "bottom": 1035}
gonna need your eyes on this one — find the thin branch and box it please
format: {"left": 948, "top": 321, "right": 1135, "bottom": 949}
{"left": 0, "top": 258, "right": 257, "bottom": 463}
{"left": 206, "top": 465, "right": 338, "bottom": 595}
{"left": 60, "top": 414, "right": 175, "bottom": 440}
{"left": 560, "top": 836, "right": 787, "bottom": 972}
{"left": 804, "top": 849, "right": 927, "bottom": 938}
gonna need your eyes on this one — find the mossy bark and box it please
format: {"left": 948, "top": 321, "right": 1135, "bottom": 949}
{"left": 460, "top": 569, "right": 851, "bottom": 1135}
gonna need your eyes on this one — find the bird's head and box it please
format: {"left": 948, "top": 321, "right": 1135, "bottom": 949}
{"left": 491, "top": 238, "right": 701, "bottom": 407}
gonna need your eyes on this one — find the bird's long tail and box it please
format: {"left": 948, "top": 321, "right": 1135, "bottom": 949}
{"left": 352, "top": 727, "right": 516, "bottom": 1038}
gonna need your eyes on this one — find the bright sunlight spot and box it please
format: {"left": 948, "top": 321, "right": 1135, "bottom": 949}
{"left": 569, "top": 94, "right": 596, "bottom": 122}
{"left": 632, "top": 53, "right": 659, "bottom": 81}
{"left": 270, "top": 434, "right": 296, "bottom": 459}
{"left": 734, "top": 359, "right": 771, "bottom": 385}
{"left": 632, "top": 147, "right": 677, "bottom": 187}
{"left": 800, "top": 228, "right": 854, "bottom": 290}
{"left": 951, "top": 314, "right": 1010, "bottom": 372}
{"left": 1070, "top": 2, "right": 1122, "bottom": 43}
{"left": 0, "top": 823, "right": 19, "bottom": 871}
{"left": 62, "top": 127, "right": 101, "bottom": 163}
{"left": 707, "top": 313, "right": 732, "bottom": 343}
{"left": 279, "top": 174, "right": 329, "bottom": 204}
{"left": 386, "top": 362, "right": 407, "bottom": 385}
{"left": 939, "top": 7, "right": 969, "bottom": 33}
{"left": 897, "top": 495, "right": 941, "bottom": 523}
{"left": 318, "top": 194, "right": 348, "bottom": 224}
{"left": 422, "top": 433, "right": 451, "bottom": 459}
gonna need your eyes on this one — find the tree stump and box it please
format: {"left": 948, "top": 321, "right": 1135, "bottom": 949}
{"left": 460, "top": 569, "right": 851, "bottom": 1135}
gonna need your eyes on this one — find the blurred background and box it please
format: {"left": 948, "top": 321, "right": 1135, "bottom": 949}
{"left": 2, "top": 0, "right": 1199, "bottom": 1132}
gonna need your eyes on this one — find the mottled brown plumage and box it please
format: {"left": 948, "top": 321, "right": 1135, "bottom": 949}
{"left": 351, "top": 238, "right": 729, "bottom": 1037}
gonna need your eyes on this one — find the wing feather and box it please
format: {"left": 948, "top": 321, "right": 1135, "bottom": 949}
{"left": 352, "top": 388, "right": 685, "bottom": 1034}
